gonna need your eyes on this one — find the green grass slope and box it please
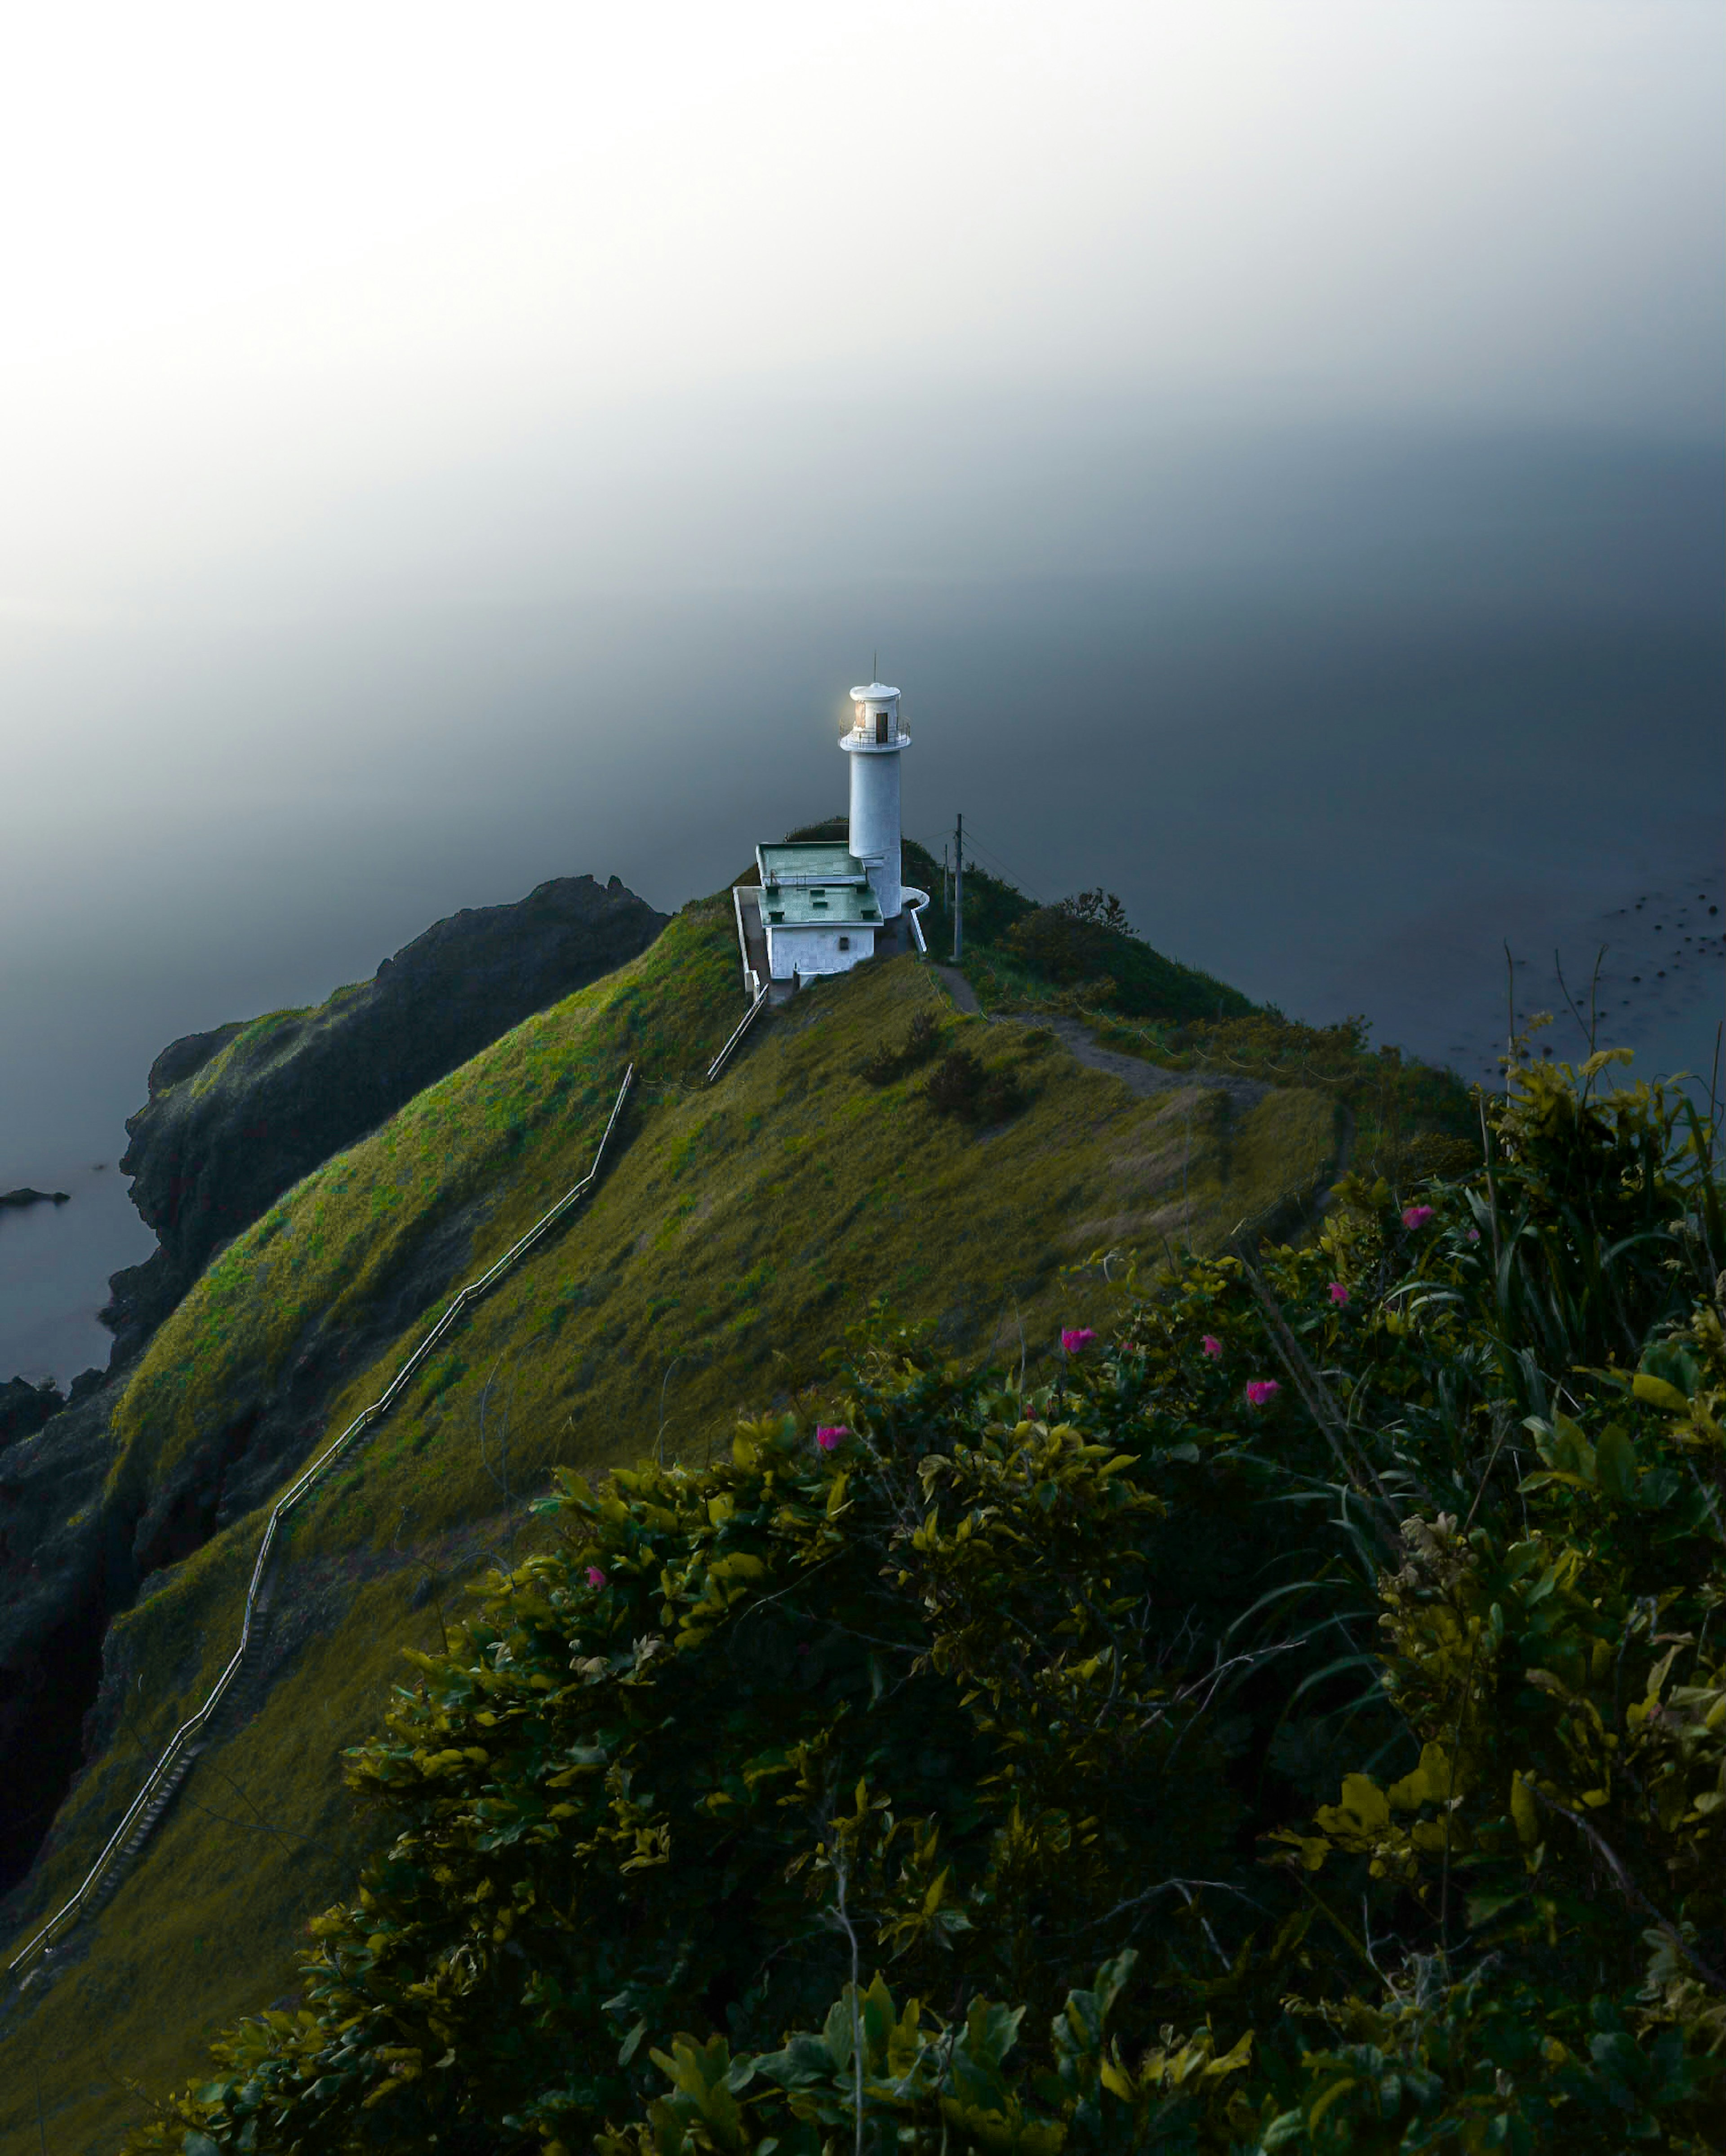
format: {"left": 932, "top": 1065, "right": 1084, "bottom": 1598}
{"left": 0, "top": 896, "right": 1343, "bottom": 2155}
{"left": 787, "top": 820, "right": 1254, "bottom": 1025}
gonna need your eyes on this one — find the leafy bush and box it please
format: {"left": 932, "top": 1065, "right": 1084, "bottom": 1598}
{"left": 923, "top": 1047, "right": 1026, "bottom": 1125}
{"left": 859, "top": 1010, "right": 944, "bottom": 1087}
{"left": 1004, "top": 891, "right": 1137, "bottom": 986}
{"left": 984, "top": 897, "right": 1250, "bottom": 1024}
{"left": 123, "top": 1047, "right": 1726, "bottom": 2154}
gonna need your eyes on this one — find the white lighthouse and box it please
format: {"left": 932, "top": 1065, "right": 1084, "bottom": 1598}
{"left": 730, "top": 674, "right": 929, "bottom": 999}
{"left": 840, "top": 679, "right": 909, "bottom": 921}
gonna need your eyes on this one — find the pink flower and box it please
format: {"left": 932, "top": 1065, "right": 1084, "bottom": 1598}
{"left": 1327, "top": 1282, "right": 1349, "bottom": 1307}
{"left": 1061, "top": 1327, "right": 1097, "bottom": 1354}
{"left": 585, "top": 1566, "right": 607, "bottom": 1588}
{"left": 815, "top": 1424, "right": 850, "bottom": 1451}
{"left": 1201, "top": 1335, "right": 1223, "bottom": 1359}
{"left": 1245, "top": 1380, "right": 1281, "bottom": 1408}
{"left": 1401, "top": 1204, "right": 1435, "bottom": 1230}
{"left": 1467, "top": 1228, "right": 1481, "bottom": 1242}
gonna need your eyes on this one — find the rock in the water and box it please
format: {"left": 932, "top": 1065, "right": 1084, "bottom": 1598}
{"left": 0, "top": 1375, "right": 66, "bottom": 1448}
{"left": 101, "top": 874, "right": 667, "bottom": 1364}
{"left": 0, "top": 1188, "right": 70, "bottom": 1212}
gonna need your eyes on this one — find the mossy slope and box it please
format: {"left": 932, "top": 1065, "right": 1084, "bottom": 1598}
{"left": 0, "top": 900, "right": 1338, "bottom": 2155}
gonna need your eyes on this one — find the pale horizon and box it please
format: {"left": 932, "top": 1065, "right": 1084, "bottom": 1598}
{"left": 1, "top": 0, "right": 1722, "bottom": 1384}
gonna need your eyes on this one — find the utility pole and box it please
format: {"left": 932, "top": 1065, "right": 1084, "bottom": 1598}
{"left": 952, "top": 814, "right": 965, "bottom": 963}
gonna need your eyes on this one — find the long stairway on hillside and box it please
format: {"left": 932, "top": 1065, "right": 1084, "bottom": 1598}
{"left": 4, "top": 1066, "right": 636, "bottom": 2000}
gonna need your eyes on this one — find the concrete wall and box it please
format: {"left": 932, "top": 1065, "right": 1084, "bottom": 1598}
{"left": 765, "top": 923, "right": 875, "bottom": 981}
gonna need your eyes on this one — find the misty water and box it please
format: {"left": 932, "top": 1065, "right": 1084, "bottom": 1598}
{"left": 3, "top": 418, "right": 1721, "bottom": 1387}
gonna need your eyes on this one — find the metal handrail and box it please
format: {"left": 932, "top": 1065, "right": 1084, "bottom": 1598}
{"left": 6, "top": 1065, "right": 635, "bottom": 1982}
{"left": 841, "top": 725, "right": 910, "bottom": 747}
{"left": 730, "top": 884, "right": 761, "bottom": 999}
{"left": 707, "top": 981, "right": 770, "bottom": 1083}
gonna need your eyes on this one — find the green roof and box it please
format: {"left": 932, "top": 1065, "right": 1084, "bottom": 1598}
{"left": 762, "top": 882, "right": 881, "bottom": 929}
{"left": 757, "top": 841, "right": 867, "bottom": 887}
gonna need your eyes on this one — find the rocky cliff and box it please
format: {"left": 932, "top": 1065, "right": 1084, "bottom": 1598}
{"left": 100, "top": 874, "right": 666, "bottom": 1364}
{"left": 0, "top": 873, "right": 664, "bottom": 1899}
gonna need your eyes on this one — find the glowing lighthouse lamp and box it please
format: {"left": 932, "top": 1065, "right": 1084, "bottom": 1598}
{"left": 731, "top": 677, "right": 930, "bottom": 1000}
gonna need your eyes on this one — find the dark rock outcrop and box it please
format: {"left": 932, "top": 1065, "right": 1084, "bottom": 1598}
{"left": 101, "top": 874, "right": 665, "bottom": 1363}
{"left": 0, "top": 1378, "right": 66, "bottom": 1451}
{"left": 0, "top": 1187, "right": 70, "bottom": 1212}
{"left": 0, "top": 1385, "right": 122, "bottom": 1892}
{"left": 1, "top": 1370, "right": 111, "bottom": 1458}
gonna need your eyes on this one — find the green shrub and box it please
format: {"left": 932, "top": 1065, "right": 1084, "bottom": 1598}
{"left": 923, "top": 1047, "right": 1025, "bottom": 1126}
{"left": 121, "top": 1047, "right": 1726, "bottom": 2154}
{"left": 859, "top": 1009, "right": 944, "bottom": 1087}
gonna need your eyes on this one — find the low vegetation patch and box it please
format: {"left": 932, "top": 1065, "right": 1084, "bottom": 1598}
{"left": 786, "top": 821, "right": 1252, "bottom": 1027}
{"left": 2, "top": 920, "right": 1359, "bottom": 2156}
{"left": 120, "top": 1045, "right": 1726, "bottom": 2154}
{"left": 1092, "top": 1009, "right": 1485, "bottom": 1188}
{"left": 858, "top": 1009, "right": 944, "bottom": 1086}
{"left": 882, "top": 827, "right": 1476, "bottom": 1184}
{"left": 922, "top": 1043, "right": 1027, "bottom": 1126}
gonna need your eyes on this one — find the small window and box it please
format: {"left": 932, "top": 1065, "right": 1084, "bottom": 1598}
{"left": 838, "top": 936, "right": 850, "bottom": 951}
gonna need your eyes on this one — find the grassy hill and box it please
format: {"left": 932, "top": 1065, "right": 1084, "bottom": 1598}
{"left": 787, "top": 819, "right": 1254, "bottom": 1025}
{"left": 0, "top": 890, "right": 1357, "bottom": 2155}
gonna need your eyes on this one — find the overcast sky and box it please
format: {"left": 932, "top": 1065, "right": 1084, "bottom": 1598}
{"left": 1, "top": 0, "right": 1720, "bottom": 633}
{"left": 2, "top": 0, "right": 1722, "bottom": 1383}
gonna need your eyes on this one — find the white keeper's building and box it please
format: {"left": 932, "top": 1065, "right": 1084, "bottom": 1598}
{"left": 732, "top": 681, "right": 930, "bottom": 1000}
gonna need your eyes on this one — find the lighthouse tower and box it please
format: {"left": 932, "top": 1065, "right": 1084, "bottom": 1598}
{"left": 841, "top": 680, "right": 908, "bottom": 920}
{"left": 732, "top": 674, "right": 926, "bottom": 1001}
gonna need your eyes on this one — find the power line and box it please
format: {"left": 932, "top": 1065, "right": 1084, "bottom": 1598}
{"left": 907, "top": 825, "right": 1041, "bottom": 903}
{"left": 950, "top": 823, "right": 1045, "bottom": 906}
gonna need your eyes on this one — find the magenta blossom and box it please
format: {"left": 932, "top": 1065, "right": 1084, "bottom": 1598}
{"left": 585, "top": 1566, "right": 607, "bottom": 1588}
{"left": 1402, "top": 1204, "right": 1435, "bottom": 1230}
{"left": 815, "top": 1424, "right": 850, "bottom": 1451}
{"left": 1061, "top": 1327, "right": 1098, "bottom": 1354}
{"left": 1467, "top": 1228, "right": 1481, "bottom": 1242}
{"left": 1201, "top": 1335, "right": 1223, "bottom": 1359}
{"left": 1327, "top": 1282, "right": 1349, "bottom": 1307}
{"left": 1245, "top": 1380, "right": 1281, "bottom": 1408}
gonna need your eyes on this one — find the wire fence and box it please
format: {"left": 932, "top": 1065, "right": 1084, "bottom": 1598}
{"left": 5, "top": 1064, "right": 636, "bottom": 1987}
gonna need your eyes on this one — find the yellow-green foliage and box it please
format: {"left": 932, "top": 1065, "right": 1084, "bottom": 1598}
{"left": 60, "top": 1047, "right": 1726, "bottom": 2155}
{"left": 102, "top": 906, "right": 742, "bottom": 1512}
{"left": 0, "top": 907, "right": 1337, "bottom": 2156}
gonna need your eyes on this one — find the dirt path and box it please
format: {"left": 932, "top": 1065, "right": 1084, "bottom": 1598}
{"left": 1027, "top": 1017, "right": 1271, "bottom": 1110}
{"left": 930, "top": 968, "right": 1268, "bottom": 1110}
{"left": 931, "top": 963, "right": 982, "bottom": 1014}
